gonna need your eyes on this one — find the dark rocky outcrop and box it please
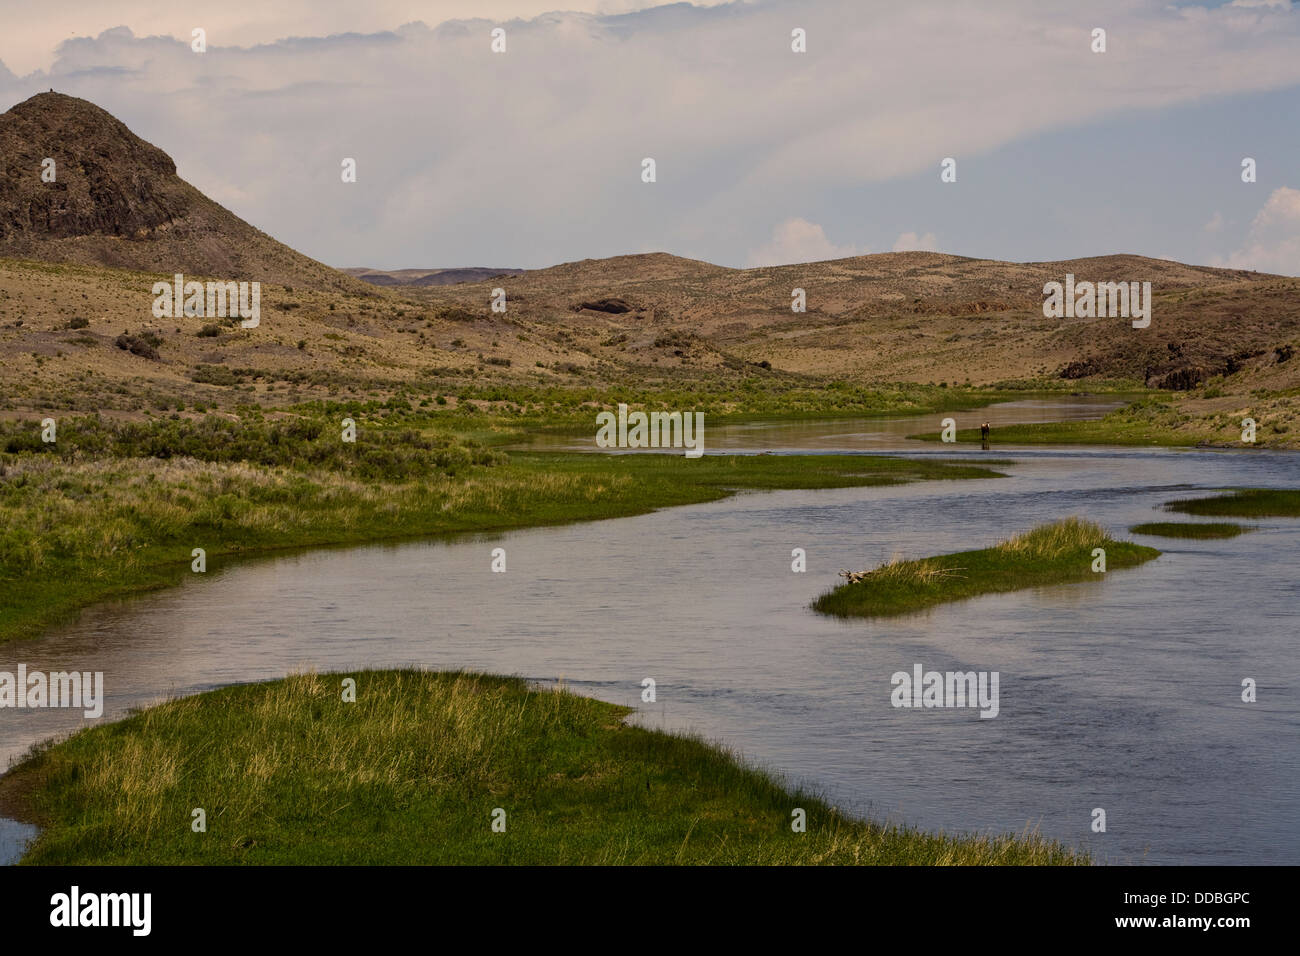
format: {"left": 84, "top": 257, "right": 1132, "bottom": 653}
{"left": 0, "top": 93, "right": 364, "bottom": 292}
{"left": 572, "top": 297, "right": 634, "bottom": 314}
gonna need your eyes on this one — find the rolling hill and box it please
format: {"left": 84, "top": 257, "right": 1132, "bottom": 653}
{"left": 0, "top": 93, "right": 1296, "bottom": 435}
{"left": 0, "top": 92, "right": 364, "bottom": 294}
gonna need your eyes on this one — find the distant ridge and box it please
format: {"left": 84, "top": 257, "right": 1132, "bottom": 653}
{"left": 342, "top": 267, "right": 527, "bottom": 287}
{"left": 0, "top": 92, "right": 365, "bottom": 293}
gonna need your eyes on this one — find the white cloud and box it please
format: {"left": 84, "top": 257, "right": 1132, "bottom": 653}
{"left": 2, "top": 1, "right": 1299, "bottom": 269}
{"left": 1202, "top": 212, "right": 1225, "bottom": 233}
{"left": 892, "top": 231, "right": 938, "bottom": 252}
{"left": 0, "top": 1, "right": 735, "bottom": 76}
{"left": 1214, "top": 187, "right": 1300, "bottom": 276}
{"left": 1252, "top": 186, "right": 1300, "bottom": 226}
{"left": 747, "top": 219, "right": 860, "bottom": 267}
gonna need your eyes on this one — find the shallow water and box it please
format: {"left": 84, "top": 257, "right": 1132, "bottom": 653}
{"left": 509, "top": 394, "right": 1126, "bottom": 453}
{"left": 0, "top": 818, "right": 38, "bottom": 866}
{"left": 2, "top": 404, "right": 1297, "bottom": 865}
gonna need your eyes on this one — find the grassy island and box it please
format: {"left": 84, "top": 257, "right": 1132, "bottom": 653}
{"left": 1129, "top": 522, "right": 1252, "bottom": 539}
{"left": 812, "top": 518, "right": 1160, "bottom": 618}
{"left": 0, "top": 670, "right": 1083, "bottom": 866}
{"left": 1162, "top": 489, "right": 1300, "bottom": 518}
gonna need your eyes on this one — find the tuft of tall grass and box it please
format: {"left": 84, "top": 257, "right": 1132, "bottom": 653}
{"left": 996, "top": 516, "right": 1109, "bottom": 559}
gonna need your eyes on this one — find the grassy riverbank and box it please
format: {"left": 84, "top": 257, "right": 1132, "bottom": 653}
{"left": 0, "top": 669, "right": 1084, "bottom": 865}
{"left": 0, "top": 414, "right": 1002, "bottom": 646}
{"left": 908, "top": 397, "right": 1298, "bottom": 448}
{"left": 1163, "top": 488, "right": 1300, "bottom": 517}
{"left": 1129, "top": 522, "right": 1252, "bottom": 539}
{"left": 812, "top": 518, "right": 1160, "bottom": 618}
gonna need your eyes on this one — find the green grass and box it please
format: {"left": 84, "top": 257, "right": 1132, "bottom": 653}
{"left": 1128, "top": 522, "right": 1252, "bottom": 539}
{"left": 1163, "top": 488, "right": 1300, "bottom": 518}
{"left": 293, "top": 383, "right": 1077, "bottom": 429}
{"left": 0, "top": 670, "right": 1084, "bottom": 865}
{"left": 0, "top": 413, "right": 1004, "bottom": 645}
{"left": 911, "top": 420, "right": 1202, "bottom": 447}
{"left": 908, "top": 400, "right": 1201, "bottom": 447}
{"left": 906, "top": 398, "right": 1297, "bottom": 448}
{"left": 0, "top": 414, "right": 504, "bottom": 478}
{"left": 812, "top": 518, "right": 1160, "bottom": 618}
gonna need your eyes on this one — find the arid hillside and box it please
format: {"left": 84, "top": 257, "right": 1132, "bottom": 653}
{"left": 0, "top": 94, "right": 1296, "bottom": 421}
{"left": 407, "top": 250, "right": 1299, "bottom": 390}
{"left": 343, "top": 267, "right": 526, "bottom": 287}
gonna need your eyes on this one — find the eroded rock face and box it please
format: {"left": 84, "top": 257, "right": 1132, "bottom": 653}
{"left": 0, "top": 93, "right": 184, "bottom": 240}
{"left": 1142, "top": 349, "right": 1267, "bottom": 390}
{"left": 1059, "top": 358, "right": 1102, "bottom": 380}
{"left": 0, "top": 92, "right": 363, "bottom": 292}
{"left": 572, "top": 298, "right": 634, "bottom": 314}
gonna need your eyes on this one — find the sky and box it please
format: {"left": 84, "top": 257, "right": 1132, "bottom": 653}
{"left": 1, "top": 0, "right": 1297, "bottom": 274}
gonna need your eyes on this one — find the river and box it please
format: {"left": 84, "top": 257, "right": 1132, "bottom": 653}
{"left": 2, "top": 397, "right": 1297, "bottom": 865}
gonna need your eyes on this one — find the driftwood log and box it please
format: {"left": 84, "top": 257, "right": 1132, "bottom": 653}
{"left": 839, "top": 568, "right": 871, "bottom": 584}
